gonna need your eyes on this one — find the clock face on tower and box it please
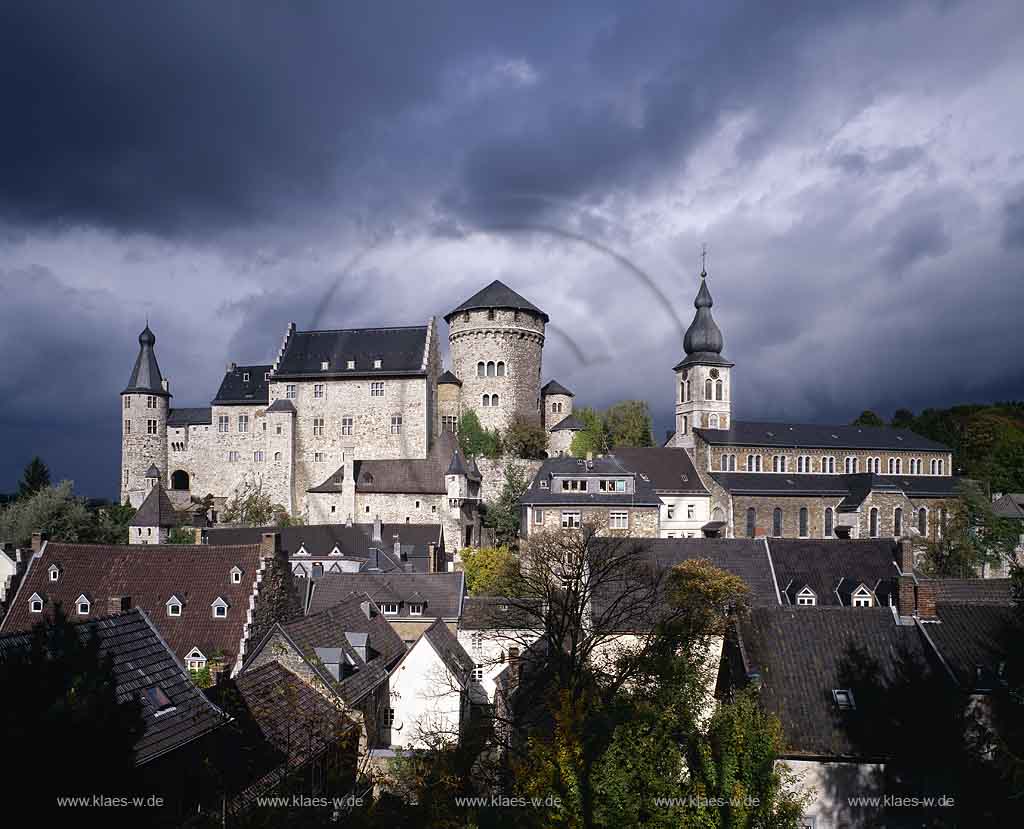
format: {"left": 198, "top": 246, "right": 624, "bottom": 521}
{"left": 710, "top": 368, "right": 720, "bottom": 379}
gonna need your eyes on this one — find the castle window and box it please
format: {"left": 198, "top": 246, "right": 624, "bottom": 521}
{"left": 715, "top": 380, "right": 723, "bottom": 400}
{"left": 218, "top": 415, "right": 229, "bottom": 433}
{"left": 124, "top": 397, "right": 131, "bottom": 409}
{"left": 274, "top": 452, "right": 281, "bottom": 461}
{"left": 513, "top": 310, "right": 519, "bottom": 321}
{"left": 487, "top": 361, "right": 496, "bottom": 377}
{"left": 918, "top": 508, "right": 927, "bottom": 535}
{"left": 314, "top": 452, "right": 325, "bottom": 462}
{"left": 561, "top": 511, "right": 581, "bottom": 529}
{"left": 746, "top": 508, "right": 756, "bottom": 538}
{"left": 147, "top": 395, "right": 157, "bottom": 409}
{"left": 609, "top": 511, "right": 629, "bottom": 530}
{"left": 705, "top": 379, "right": 713, "bottom": 400}
{"left": 824, "top": 507, "right": 834, "bottom": 537}
{"left": 682, "top": 415, "right": 688, "bottom": 434}
{"left": 254, "top": 450, "right": 265, "bottom": 463}
{"left": 441, "top": 415, "right": 457, "bottom": 433}
{"left": 481, "top": 394, "right": 491, "bottom": 407}
{"left": 314, "top": 384, "right": 324, "bottom": 399}
{"left": 709, "top": 414, "right": 719, "bottom": 428}
{"left": 463, "top": 312, "right": 470, "bottom": 322}
{"left": 124, "top": 419, "right": 131, "bottom": 434}
{"left": 238, "top": 415, "right": 249, "bottom": 433}
{"left": 123, "top": 468, "right": 129, "bottom": 485}
{"left": 313, "top": 417, "right": 324, "bottom": 436}
{"left": 228, "top": 451, "right": 240, "bottom": 462}
{"left": 286, "top": 384, "right": 297, "bottom": 399}
{"left": 772, "top": 508, "right": 782, "bottom": 537}
{"left": 487, "top": 309, "right": 495, "bottom": 320}
{"left": 492, "top": 393, "right": 499, "bottom": 406}
{"left": 341, "top": 416, "right": 353, "bottom": 435}
{"left": 497, "top": 361, "right": 506, "bottom": 376}
{"left": 477, "top": 362, "right": 485, "bottom": 377}
{"left": 894, "top": 507, "right": 903, "bottom": 536}
{"left": 275, "top": 424, "right": 282, "bottom": 434}
{"left": 147, "top": 419, "right": 158, "bottom": 435}
{"left": 370, "top": 382, "right": 385, "bottom": 397}
{"left": 799, "top": 507, "right": 809, "bottom": 537}
{"left": 390, "top": 415, "right": 402, "bottom": 434}
{"left": 869, "top": 508, "right": 879, "bottom": 538}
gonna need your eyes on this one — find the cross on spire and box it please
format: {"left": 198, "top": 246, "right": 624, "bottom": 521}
{"left": 700, "top": 244, "right": 708, "bottom": 278}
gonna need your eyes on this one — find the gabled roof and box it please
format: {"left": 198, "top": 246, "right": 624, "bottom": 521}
{"left": 0, "top": 609, "right": 226, "bottom": 765}
{"left": 549, "top": 414, "right": 586, "bottom": 432}
{"left": 265, "top": 399, "right": 296, "bottom": 414}
{"left": 696, "top": 420, "right": 950, "bottom": 452}
{"left": 437, "top": 370, "right": 462, "bottom": 386}
{"left": 132, "top": 481, "right": 179, "bottom": 529}
{"left": 459, "top": 596, "right": 544, "bottom": 631}
{"left": 768, "top": 539, "right": 899, "bottom": 608}
{"left": 275, "top": 326, "right": 429, "bottom": 378}
{"left": 611, "top": 446, "right": 709, "bottom": 495}
{"left": 541, "top": 380, "right": 574, "bottom": 397}
{"left": 307, "top": 572, "right": 465, "bottom": 620}
{"left": 445, "top": 279, "right": 548, "bottom": 323}
{"left": 167, "top": 407, "right": 212, "bottom": 427}
{"left": 520, "top": 455, "right": 661, "bottom": 507}
{"left": 992, "top": 493, "right": 1024, "bottom": 519}
{"left": 123, "top": 325, "right": 170, "bottom": 397}
{"left": 0, "top": 541, "right": 264, "bottom": 667}
{"left": 935, "top": 578, "right": 1014, "bottom": 605}
{"left": 925, "top": 603, "right": 1020, "bottom": 691}
{"left": 212, "top": 364, "right": 272, "bottom": 406}
{"left": 421, "top": 618, "right": 475, "bottom": 686}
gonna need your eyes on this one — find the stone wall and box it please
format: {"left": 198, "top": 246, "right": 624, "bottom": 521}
{"left": 704, "top": 443, "right": 952, "bottom": 477}
{"left": 121, "top": 392, "right": 168, "bottom": 506}
{"left": 475, "top": 457, "right": 545, "bottom": 504}
{"left": 547, "top": 428, "right": 574, "bottom": 457}
{"left": 673, "top": 363, "right": 731, "bottom": 451}
{"left": 524, "top": 505, "right": 659, "bottom": 538}
{"left": 541, "top": 392, "right": 573, "bottom": 430}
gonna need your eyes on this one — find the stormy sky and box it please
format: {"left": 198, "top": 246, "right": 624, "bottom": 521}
{"left": 1, "top": 0, "right": 1022, "bottom": 498}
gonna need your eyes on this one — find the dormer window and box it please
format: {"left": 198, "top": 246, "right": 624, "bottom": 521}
{"left": 295, "top": 544, "right": 309, "bottom": 557}
{"left": 347, "top": 360, "right": 355, "bottom": 370}
{"left": 242, "top": 372, "right": 250, "bottom": 382}
{"left": 264, "top": 372, "right": 271, "bottom": 381}
{"left": 796, "top": 587, "right": 817, "bottom": 606}
{"left": 373, "top": 359, "right": 382, "bottom": 369}
{"left": 29, "top": 593, "right": 44, "bottom": 613}
{"left": 380, "top": 602, "right": 399, "bottom": 615}
{"left": 321, "top": 361, "right": 329, "bottom": 370}
{"left": 211, "top": 597, "right": 229, "bottom": 619}
{"left": 166, "top": 596, "right": 183, "bottom": 617}
{"left": 76, "top": 594, "right": 91, "bottom": 616}
{"left": 409, "top": 603, "right": 423, "bottom": 616}
{"left": 833, "top": 689, "right": 856, "bottom": 710}
{"left": 185, "top": 647, "right": 207, "bottom": 672}
{"left": 48, "top": 564, "right": 60, "bottom": 582}
{"left": 851, "top": 586, "right": 873, "bottom": 608}
{"left": 230, "top": 566, "right": 243, "bottom": 584}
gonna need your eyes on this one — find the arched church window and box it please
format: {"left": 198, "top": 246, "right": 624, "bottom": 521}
{"left": 746, "top": 508, "right": 756, "bottom": 538}
{"left": 496, "top": 361, "right": 506, "bottom": 377}
{"left": 918, "top": 508, "right": 927, "bottom": 536}
{"left": 772, "top": 508, "right": 782, "bottom": 537}
{"left": 709, "top": 414, "right": 719, "bottom": 428}
{"left": 799, "top": 507, "right": 809, "bottom": 537}
{"left": 715, "top": 380, "right": 723, "bottom": 400}
{"left": 870, "top": 508, "right": 879, "bottom": 538}
{"left": 824, "top": 507, "right": 834, "bottom": 537}
{"left": 686, "top": 381, "right": 691, "bottom": 402}
{"left": 894, "top": 507, "right": 903, "bottom": 537}
{"left": 486, "top": 362, "right": 496, "bottom": 377}
{"left": 481, "top": 394, "right": 491, "bottom": 407}
{"left": 492, "top": 394, "right": 500, "bottom": 406}
{"left": 705, "top": 379, "right": 713, "bottom": 400}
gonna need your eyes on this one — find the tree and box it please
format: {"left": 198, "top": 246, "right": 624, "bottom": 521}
{"left": 458, "top": 409, "right": 502, "bottom": 459}
{"left": 890, "top": 408, "right": 916, "bottom": 429}
{"left": 569, "top": 407, "right": 610, "bottom": 458}
{"left": 221, "top": 476, "right": 294, "bottom": 526}
{"left": 0, "top": 481, "right": 94, "bottom": 548}
{"left": 461, "top": 546, "right": 521, "bottom": 595}
{"left": 604, "top": 400, "right": 654, "bottom": 448}
{"left": 851, "top": 410, "right": 884, "bottom": 427}
{"left": 18, "top": 456, "right": 51, "bottom": 499}
{"left": 481, "top": 463, "right": 530, "bottom": 547}
{"left": 89, "top": 501, "right": 137, "bottom": 545}
{"left": 167, "top": 526, "right": 197, "bottom": 544}
{"left": 503, "top": 415, "right": 549, "bottom": 459}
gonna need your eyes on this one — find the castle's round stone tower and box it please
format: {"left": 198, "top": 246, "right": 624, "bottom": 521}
{"left": 445, "top": 280, "right": 547, "bottom": 431}
{"left": 120, "top": 325, "right": 170, "bottom": 507}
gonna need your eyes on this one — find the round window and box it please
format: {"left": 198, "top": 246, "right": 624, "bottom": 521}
{"left": 710, "top": 368, "right": 720, "bottom": 379}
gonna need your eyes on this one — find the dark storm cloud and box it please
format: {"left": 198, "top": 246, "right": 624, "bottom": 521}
{"left": 880, "top": 213, "right": 952, "bottom": 272}
{"left": 1002, "top": 191, "right": 1024, "bottom": 249}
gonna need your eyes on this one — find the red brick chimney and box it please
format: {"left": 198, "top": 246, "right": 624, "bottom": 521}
{"left": 260, "top": 531, "right": 282, "bottom": 559}
{"left": 31, "top": 531, "right": 48, "bottom": 554}
{"left": 107, "top": 596, "right": 131, "bottom": 614}
{"left": 916, "top": 579, "right": 938, "bottom": 621}
{"left": 898, "top": 538, "right": 915, "bottom": 575}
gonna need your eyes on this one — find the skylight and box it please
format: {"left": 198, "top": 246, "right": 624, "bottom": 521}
{"left": 832, "top": 689, "right": 855, "bottom": 710}
{"left": 144, "top": 686, "right": 177, "bottom": 716}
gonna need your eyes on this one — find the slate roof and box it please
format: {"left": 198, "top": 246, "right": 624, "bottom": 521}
{"left": 445, "top": 279, "right": 549, "bottom": 323}
{"left": 541, "top": 380, "right": 574, "bottom": 397}
{"left": 123, "top": 326, "right": 170, "bottom": 397}
{"left": 549, "top": 414, "right": 585, "bottom": 432}
{"left": 212, "top": 364, "right": 272, "bottom": 405}
{"left": 767, "top": 538, "right": 899, "bottom": 607}
{"left": 265, "top": 399, "right": 296, "bottom": 413}
{"left": 274, "top": 596, "right": 406, "bottom": 705}
{"left": 307, "top": 572, "right": 466, "bottom": 620}
{"left": 674, "top": 273, "right": 731, "bottom": 370}
{"left": 925, "top": 604, "right": 1020, "bottom": 691}
{"left": 0, "top": 609, "right": 226, "bottom": 765}
{"left": 132, "top": 481, "right": 180, "bottom": 529}
{"left": 696, "top": 420, "right": 950, "bottom": 452}
{"left": 737, "top": 606, "right": 935, "bottom": 759}
{"left": 275, "top": 326, "right": 429, "bottom": 378}
{"left": 935, "top": 578, "right": 1014, "bottom": 605}
{"left": 992, "top": 493, "right": 1024, "bottom": 519}
{"left": 438, "top": 370, "right": 462, "bottom": 386}
{"left": 421, "top": 618, "right": 475, "bottom": 686}
{"left": 167, "top": 407, "right": 212, "bottom": 427}
{"left": 204, "top": 522, "right": 444, "bottom": 574}
{"left": 1, "top": 541, "right": 264, "bottom": 667}
{"left": 709, "top": 471, "right": 961, "bottom": 501}
{"left": 520, "top": 455, "right": 662, "bottom": 507}
{"left": 612, "top": 446, "right": 709, "bottom": 494}
{"left": 459, "top": 596, "right": 544, "bottom": 630}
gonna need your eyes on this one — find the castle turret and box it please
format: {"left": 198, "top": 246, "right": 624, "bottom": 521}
{"left": 120, "top": 324, "right": 170, "bottom": 506}
{"left": 672, "top": 267, "right": 733, "bottom": 452}
{"left": 445, "top": 280, "right": 546, "bottom": 432}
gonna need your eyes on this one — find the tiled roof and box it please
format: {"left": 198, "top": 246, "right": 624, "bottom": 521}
{"left": 421, "top": 618, "right": 475, "bottom": 684}
{"left": 438, "top": 370, "right": 462, "bottom": 386}
{"left": 275, "top": 326, "right": 428, "bottom": 378}
{"left": 992, "top": 493, "right": 1024, "bottom": 519}
{"left": 459, "top": 596, "right": 544, "bottom": 630}
{"left": 123, "top": 326, "right": 170, "bottom": 397}
{"left": 212, "top": 364, "right": 272, "bottom": 406}
{"left": 541, "top": 380, "right": 574, "bottom": 397}
{"left": 307, "top": 572, "right": 465, "bottom": 620}
{"left": 935, "top": 578, "right": 1014, "bottom": 606}
{"left": 926, "top": 604, "right": 1020, "bottom": 691}
{"left": 549, "top": 414, "right": 585, "bottom": 432}
{"left": 612, "top": 446, "right": 709, "bottom": 494}
{"left": 1, "top": 541, "right": 264, "bottom": 667}
{"left": 697, "top": 421, "right": 950, "bottom": 452}
{"left": 445, "top": 279, "right": 548, "bottom": 323}
{"left": 520, "top": 455, "right": 662, "bottom": 507}
{"left": 311, "top": 431, "right": 461, "bottom": 495}
{"left": 767, "top": 539, "right": 899, "bottom": 608}
{"left": 709, "top": 471, "right": 961, "bottom": 500}
{"left": 0, "top": 609, "right": 226, "bottom": 765}
{"left": 167, "top": 407, "right": 212, "bottom": 427}
{"left": 265, "top": 399, "right": 296, "bottom": 413}
{"left": 132, "top": 481, "right": 180, "bottom": 528}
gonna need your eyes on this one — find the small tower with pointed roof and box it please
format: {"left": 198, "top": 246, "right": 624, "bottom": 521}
{"left": 120, "top": 324, "right": 171, "bottom": 507}
{"left": 672, "top": 266, "right": 733, "bottom": 453}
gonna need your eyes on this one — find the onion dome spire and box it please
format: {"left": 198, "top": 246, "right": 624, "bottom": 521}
{"left": 123, "top": 323, "right": 170, "bottom": 397}
{"left": 674, "top": 253, "right": 733, "bottom": 371}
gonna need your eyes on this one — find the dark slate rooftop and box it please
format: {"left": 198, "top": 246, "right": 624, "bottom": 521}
{"left": 541, "top": 379, "right": 574, "bottom": 397}
{"left": 926, "top": 603, "right": 1020, "bottom": 691}
{"left": 421, "top": 617, "right": 475, "bottom": 686}
{"left": 549, "top": 414, "right": 585, "bottom": 432}
{"left": 0, "top": 609, "right": 226, "bottom": 765}
{"left": 935, "top": 578, "right": 1014, "bottom": 605}
{"left": 275, "top": 326, "right": 428, "bottom": 378}
{"left": 167, "top": 407, "right": 212, "bottom": 427}
{"left": 132, "top": 481, "right": 179, "bottom": 529}
{"left": 438, "top": 370, "right": 462, "bottom": 386}
{"left": 1, "top": 541, "right": 264, "bottom": 667}
{"left": 445, "top": 279, "right": 548, "bottom": 323}
{"left": 307, "top": 571, "right": 466, "bottom": 620}
{"left": 520, "top": 455, "right": 662, "bottom": 507}
{"left": 459, "top": 596, "right": 545, "bottom": 630}
{"left": 709, "top": 471, "right": 960, "bottom": 501}
{"left": 612, "top": 446, "right": 709, "bottom": 494}
{"left": 696, "top": 420, "right": 950, "bottom": 452}
{"left": 992, "top": 493, "right": 1024, "bottom": 519}
{"left": 212, "top": 364, "right": 272, "bottom": 406}
{"left": 123, "top": 325, "right": 171, "bottom": 397}
{"left": 203, "top": 522, "right": 443, "bottom": 574}
{"left": 767, "top": 538, "right": 899, "bottom": 608}
{"left": 265, "top": 399, "right": 296, "bottom": 413}
{"left": 738, "top": 606, "right": 935, "bottom": 759}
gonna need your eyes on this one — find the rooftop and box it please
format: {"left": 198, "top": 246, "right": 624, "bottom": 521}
{"left": 612, "top": 446, "right": 709, "bottom": 494}
{"left": 212, "top": 364, "right": 272, "bottom": 406}
{"left": 445, "top": 279, "right": 548, "bottom": 323}
{"left": 275, "top": 325, "right": 429, "bottom": 378}
{"left": 306, "top": 571, "right": 466, "bottom": 620}
{"left": 697, "top": 420, "right": 950, "bottom": 452}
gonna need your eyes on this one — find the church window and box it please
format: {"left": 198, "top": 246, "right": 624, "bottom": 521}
{"left": 824, "top": 507, "right": 834, "bottom": 537}
{"left": 772, "top": 508, "right": 782, "bottom": 537}
{"left": 228, "top": 451, "right": 239, "bottom": 462}
{"left": 274, "top": 452, "right": 281, "bottom": 461}
{"left": 124, "top": 397, "right": 131, "bottom": 409}
{"left": 686, "top": 380, "right": 691, "bottom": 401}
{"left": 124, "top": 419, "right": 131, "bottom": 434}
{"left": 341, "top": 416, "right": 353, "bottom": 435}
{"left": 314, "top": 384, "right": 324, "bottom": 399}
{"left": 370, "top": 382, "right": 385, "bottom": 397}
{"left": 313, "top": 417, "right": 324, "bottom": 437}
{"left": 869, "top": 508, "right": 879, "bottom": 538}
{"left": 844, "top": 457, "right": 857, "bottom": 474}
{"left": 254, "top": 450, "right": 265, "bottom": 463}
{"left": 772, "top": 455, "right": 787, "bottom": 472}
{"left": 894, "top": 507, "right": 903, "bottom": 536}
{"left": 496, "top": 361, "right": 506, "bottom": 377}
{"left": 238, "top": 415, "right": 249, "bottom": 433}
{"left": 869, "top": 457, "right": 880, "bottom": 474}
{"left": 799, "top": 507, "right": 809, "bottom": 537}
{"left": 286, "top": 384, "right": 297, "bottom": 399}
{"left": 822, "top": 456, "right": 835, "bottom": 474}
{"left": 481, "top": 394, "right": 490, "bottom": 407}
{"left": 746, "top": 454, "right": 762, "bottom": 472}
{"left": 390, "top": 415, "right": 402, "bottom": 434}
{"left": 491, "top": 394, "right": 500, "bottom": 406}
{"left": 486, "top": 361, "right": 496, "bottom": 377}
{"left": 705, "top": 379, "right": 713, "bottom": 400}
{"left": 746, "top": 508, "right": 756, "bottom": 538}
{"left": 709, "top": 414, "right": 719, "bottom": 428}
{"left": 218, "top": 415, "right": 229, "bottom": 433}
{"left": 314, "top": 452, "right": 325, "bottom": 462}
{"left": 715, "top": 380, "right": 723, "bottom": 400}
{"left": 147, "top": 419, "right": 158, "bottom": 435}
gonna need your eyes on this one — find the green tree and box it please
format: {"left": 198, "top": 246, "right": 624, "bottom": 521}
{"left": 503, "top": 415, "right": 549, "bottom": 459}
{"left": 221, "top": 476, "right": 294, "bottom": 526}
{"left": 481, "top": 463, "right": 530, "bottom": 547}
{"left": 569, "top": 407, "right": 610, "bottom": 457}
{"left": 458, "top": 409, "right": 502, "bottom": 459}
{"left": 18, "top": 456, "right": 51, "bottom": 499}
{"left": 852, "top": 410, "right": 884, "bottom": 427}
{"left": 0, "top": 481, "right": 93, "bottom": 548}
{"left": 605, "top": 400, "right": 654, "bottom": 447}
{"left": 167, "top": 526, "right": 197, "bottom": 544}
{"left": 461, "top": 545, "right": 521, "bottom": 595}
{"left": 890, "top": 408, "right": 916, "bottom": 429}
{"left": 89, "top": 501, "right": 137, "bottom": 545}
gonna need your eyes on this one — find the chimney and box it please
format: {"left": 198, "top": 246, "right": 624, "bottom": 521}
{"left": 427, "top": 542, "right": 436, "bottom": 574}
{"left": 31, "top": 531, "right": 48, "bottom": 553}
{"left": 161, "top": 378, "right": 170, "bottom": 393}
{"left": 898, "top": 538, "right": 915, "bottom": 574}
{"left": 345, "top": 515, "right": 353, "bottom": 528}
{"left": 360, "top": 599, "right": 373, "bottom": 619}
{"left": 193, "top": 527, "right": 204, "bottom": 545}
{"left": 226, "top": 361, "right": 236, "bottom": 372}
{"left": 393, "top": 534, "right": 402, "bottom": 559}
{"left": 372, "top": 515, "right": 382, "bottom": 544}
{"left": 916, "top": 579, "right": 938, "bottom": 621}
{"left": 898, "top": 575, "right": 916, "bottom": 618}
{"left": 260, "top": 531, "right": 282, "bottom": 559}
{"left": 586, "top": 451, "right": 593, "bottom": 462}
{"left": 107, "top": 596, "right": 131, "bottom": 614}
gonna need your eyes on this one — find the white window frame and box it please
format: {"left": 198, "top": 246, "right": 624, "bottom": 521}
{"left": 48, "top": 565, "right": 60, "bottom": 582}
{"left": 409, "top": 603, "right": 423, "bottom": 616}
{"left": 608, "top": 511, "right": 629, "bottom": 530}
{"left": 76, "top": 594, "right": 90, "bottom": 615}
{"left": 238, "top": 414, "right": 249, "bottom": 433}
{"left": 29, "top": 594, "right": 44, "bottom": 613}
{"left": 314, "top": 383, "right": 324, "bottom": 398}
{"left": 218, "top": 415, "right": 230, "bottom": 433}
{"left": 851, "top": 587, "right": 873, "bottom": 608}
{"left": 390, "top": 414, "right": 402, "bottom": 434}
{"left": 211, "top": 597, "right": 229, "bottom": 619}
{"left": 561, "top": 511, "right": 582, "bottom": 529}
{"left": 370, "top": 381, "right": 385, "bottom": 397}
{"left": 380, "top": 602, "right": 399, "bottom": 615}
{"left": 313, "top": 417, "right": 325, "bottom": 436}
{"left": 167, "top": 597, "right": 183, "bottom": 617}
{"left": 230, "top": 566, "right": 243, "bottom": 584}
{"left": 341, "top": 415, "right": 353, "bottom": 435}
{"left": 796, "top": 588, "right": 817, "bottom": 606}
{"left": 534, "top": 508, "right": 544, "bottom": 525}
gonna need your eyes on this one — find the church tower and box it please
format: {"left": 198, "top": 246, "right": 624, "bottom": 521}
{"left": 672, "top": 265, "right": 733, "bottom": 453}
{"left": 120, "top": 325, "right": 170, "bottom": 507}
